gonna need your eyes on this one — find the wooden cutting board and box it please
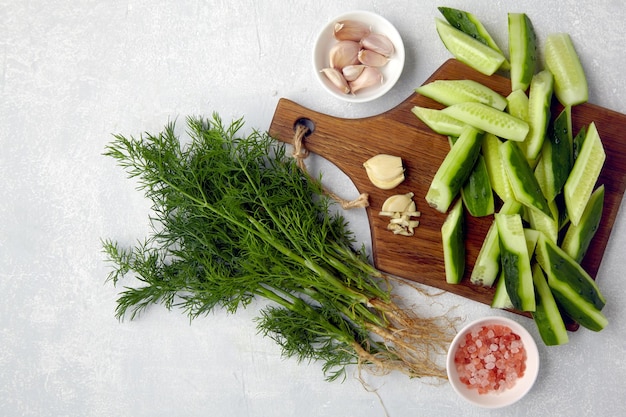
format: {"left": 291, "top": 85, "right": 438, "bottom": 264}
{"left": 269, "top": 58, "right": 626, "bottom": 314}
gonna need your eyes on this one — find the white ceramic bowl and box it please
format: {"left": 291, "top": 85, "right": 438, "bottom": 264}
{"left": 312, "top": 11, "right": 405, "bottom": 103}
{"left": 446, "top": 316, "right": 540, "bottom": 408}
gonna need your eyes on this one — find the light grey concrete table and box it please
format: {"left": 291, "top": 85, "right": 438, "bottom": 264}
{"left": 2, "top": 1, "right": 625, "bottom": 416}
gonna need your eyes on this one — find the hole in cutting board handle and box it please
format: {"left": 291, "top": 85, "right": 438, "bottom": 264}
{"left": 294, "top": 118, "right": 315, "bottom": 136}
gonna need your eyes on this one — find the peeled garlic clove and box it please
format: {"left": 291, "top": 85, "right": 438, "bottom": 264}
{"left": 381, "top": 192, "right": 414, "bottom": 213}
{"left": 329, "top": 40, "right": 360, "bottom": 69}
{"left": 342, "top": 64, "right": 366, "bottom": 82}
{"left": 357, "top": 49, "right": 389, "bottom": 67}
{"left": 349, "top": 66, "right": 383, "bottom": 94}
{"left": 320, "top": 68, "right": 350, "bottom": 94}
{"left": 360, "top": 33, "right": 395, "bottom": 57}
{"left": 333, "top": 20, "right": 371, "bottom": 41}
{"left": 363, "top": 154, "right": 405, "bottom": 190}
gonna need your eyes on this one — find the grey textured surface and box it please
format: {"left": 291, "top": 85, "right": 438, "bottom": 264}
{"left": 2, "top": 1, "right": 625, "bottom": 416}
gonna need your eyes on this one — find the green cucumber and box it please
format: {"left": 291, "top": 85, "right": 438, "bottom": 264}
{"left": 442, "top": 199, "right": 465, "bottom": 284}
{"left": 563, "top": 122, "right": 606, "bottom": 226}
{"left": 561, "top": 185, "right": 604, "bottom": 263}
{"left": 435, "top": 18, "right": 506, "bottom": 76}
{"left": 531, "top": 263, "right": 569, "bottom": 346}
{"left": 416, "top": 79, "right": 508, "bottom": 110}
{"left": 411, "top": 106, "right": 466, "bottom": 136}
{"left": 470, "top": 200, "right": 522, "bottom": 287}
{"left": 448, "top": 136, "right": 494, "bottom": 217}
{"left": 521, "top": 70, "right": 554, "bottom": 161}
{"left": 526, "top": 200, "right": 559, "bottom": 243}
{"left": 495, "top": 212, "right": 536, "bottom": 312}
{"left": 535, "top": 232, "right": 606, "bottom": 310}
{"left": 500, "top": 140, "right": 552, "bottom": 218}
{"left": 508, "top": 13, "right": 537, "bottom": 92}
{"left": 535, "top": 233, "right": 607, "bottom": 331}
{"left": 572, "top": 124, "right": 587, "bottom": 160}
{"left": 438, "top": 6, "right": 508, "bottom": 67}
{"left": 426, "top": 125, "right": 483, "bottom": 213}
{"left": 506, "top": 89, "right": 529, "bottom": 121}
{"left": 441, "top": 102, "right": 529, "bottom": 141}
{"left": 491, "top": 272, "right": 514, "bottom": 309}
{"left": 544, "top": 33, "right": 588, "bottom": 106}
{"left": 535, "top": 107, "right": 574, "bottom": 202}
{"left": 460, "top": 155, "right": 494, "bottom": 217}
{"left": 481, "top": 133, "right": 514, "bottom": 202}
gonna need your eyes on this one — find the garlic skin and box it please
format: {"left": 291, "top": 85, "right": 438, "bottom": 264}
{"left": 363, "top": 154, "right": 405, "bottom": 190}
{"left": 360, "top": 33, "right": 395, "bottom": 57}
{"left": 333, "top": 20, "right": 371, "bottom": 41}
{"left": 357, "top": 49, "right": 389, "bottom": 67}
{"left": 341, "top": 64, "right": 366, "bottom": 82}
{"left": 320, "top": 68, "right": 350, "bottom": 94}
{"left": 329, "top": 40, "right": 360, "bottom": 69}
{"left": 348, "top": 66, "right": 383, "bottom": 94}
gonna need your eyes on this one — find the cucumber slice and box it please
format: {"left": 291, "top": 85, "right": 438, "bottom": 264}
{"left": 535, "top": 232, "right": 607, "bottom": 331}
{"left": 534, "top": 107, "right": 574, "bottom": 202}
{"left": 521, "top": 70, "right": 554, "bottom": 161}
{"left": 508, "top": 13, "right": 537, "bottom": 92}
{"left": 426, "top": 125, "right": 483, "bottom": 213}
{"left": 481, "top": 133, "right": 514, "bottom": 202}
{"left": 506, "top": 89, "right": 529, "bottom": 122}
{"left": 561, "top": 185, "right": 604, "bottom": 263}
{"left": 411, "top": 106, "right": 466, "bottom": 136}
{"left": 438, "top": 7, "right": 508, "bottom": 62}
{"left": 564, "top": 122, "right": 605, "bottom": 226}
{"left": 435, "top": 18, "right": 506, "bottom": 76}
{"left": 526, "top": 201, "right": 559, "bottom": 243}
{"left": 470, "top": 220, "right": 500, "bottom": 287}
{"left": 416, "top": 79, "right": 507, "bottom": 110}
{"left": 544, "top": 33, "right": 588, "bottom": 106}
{"left": 441, "top": 102, "right": 529, "bottom": 142}
{"left": 470, "top": 200, "right": 522, "bottom": 287}
{"left": 442, "top": 199, "right": 465, "bottom": 284}
{"left": 535, "top": 232, "right": 606, "bottom": 310}
{"left": 531, "top": 263, "right": 569, "bottom": 346}
{"left": 572, "top": 124, "right": 587, "bottom": 160}
{"left": 491, "top": 272, "right": 514, "bottom": 309}
{"left": 448, "top": 136, "right": 494, "bottom": 217}
{"left": 495, "top": 212, "right": 536, "bottom": 312}
{"left": 500, "top": 140, "right": 552, "bottom": 218}
{"left": 461, "top": 155, "right": 494, "bottom": 217}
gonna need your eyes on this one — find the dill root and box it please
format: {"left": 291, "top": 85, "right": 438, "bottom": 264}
{"left": 102, "top": 113, "right": 455, "bottom": 382}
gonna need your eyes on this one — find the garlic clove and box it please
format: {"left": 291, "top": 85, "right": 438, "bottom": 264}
{"left": 381, "top": 192, "right": 414, "bottom": 213}
{"left": 333, "top": 20, "right": 371, "bottom": 42}
{"left": 360, "top": 33, "right": 395, "bottom": 57}
{"left": 341, "top": 64, "right": 366, "bottom": 82}
{"left": 363, "top": 154, "right": 405, "bottom": 190}
{"left": 349, "top": 66, "right": 383, "bottom": 94}
{"left": 357, "top": 49, "right": 389, "bottom": 67}
{"left": 320, "top": 68, "right": 350, "bottom": 94}
{"left": 329, "top": 40, "right": 360, "bottom": 70}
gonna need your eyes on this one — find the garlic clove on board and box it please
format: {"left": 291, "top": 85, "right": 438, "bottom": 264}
{"left": 360, "top": 33, "right": 395, "bottom": 57}
{"left": 329, "top": 40, "right": 361, "bottom": 69}
{"left": 333, "top": 20, "right": 371, "bottom": 42}
{"left": 320, "top": 68, "right": 350, "bottom": 94}
{"left": 363, "top": 154, "right": 405, "bottom": 190}
{"left": 348, "top": 66, "right": 383, "bottom": 94}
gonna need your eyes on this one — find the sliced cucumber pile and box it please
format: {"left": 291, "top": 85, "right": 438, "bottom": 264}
{"left": 413, "top": 8, "right": 608, "bottom": 346}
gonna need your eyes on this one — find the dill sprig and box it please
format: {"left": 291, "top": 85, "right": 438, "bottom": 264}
{"left": 102, "top": 114, "right": 454, "bottom": 382}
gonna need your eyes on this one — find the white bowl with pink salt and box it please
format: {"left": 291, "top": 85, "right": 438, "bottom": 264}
{"left": 446, "top": 316, "right": 540, "bottom": 408}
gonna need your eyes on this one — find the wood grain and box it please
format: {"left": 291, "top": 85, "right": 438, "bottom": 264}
{"left": 269, "top": 59, "right": 626, "bottom": 316}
